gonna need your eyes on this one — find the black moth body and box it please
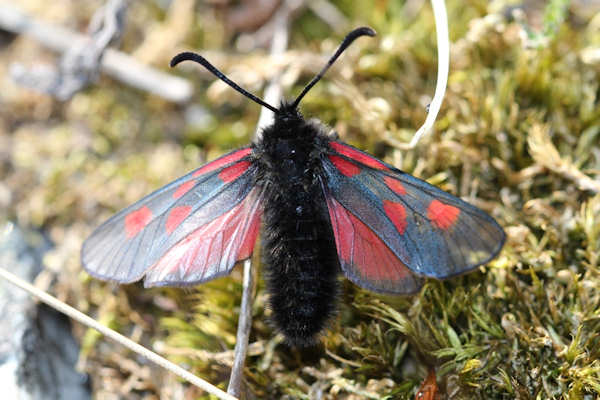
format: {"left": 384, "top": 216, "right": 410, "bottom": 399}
{"left": 256, "top": 104, "right": 340, "bottom": 346}
{"left": 81, "top": 27, "right": 506, "bottom": 349}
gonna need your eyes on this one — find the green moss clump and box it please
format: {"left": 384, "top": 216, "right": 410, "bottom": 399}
{"left": 2, "top": 0, "right": 599, "bottom": 398}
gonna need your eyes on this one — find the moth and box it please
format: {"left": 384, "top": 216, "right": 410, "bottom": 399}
{"left": 82, "top": 27, "right": 505, "bottom": 347}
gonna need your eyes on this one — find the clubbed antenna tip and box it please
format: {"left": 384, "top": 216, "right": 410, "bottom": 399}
{"left": 169, "top": 27, "right": 376, "bottom": 114}
{"left": 170, "top": 52, "right": 279, "bottom": 113}
{"left": 292, "top": 26, "right": 376, "bottom": 108}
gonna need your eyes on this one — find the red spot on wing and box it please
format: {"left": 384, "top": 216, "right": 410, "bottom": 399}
{"left": 330, "top": 142, "right": 388, "bottom": 170}
{"left": 192, "top": 148, "right": 252, "bottom": 177}
{"left": 218, "top": 161, "right": 251, "bottom": 183}
{"left": 427, "top": 200, "right": 460, "bottom": 230}
{"left": 383, "top": 201, "right": 407, "bottom": 234}
{"left": 166, "top": 205, "right": 192, "bottom": 234}
{"left": 327, "top": 197, "right": 412, "bottom": 283}
{"left": 329, "top": 155, "right": 361, "bottom": 177}
{"left": 147, "top": 191, "right": 262, "bottom": 284}
{"left": 173, "top": 181, "right": 195, "bottom": 199}
{"left": 384, "top": 176, "right": 406, "bottom": 195}
{"left": 124, "top": 206, "right": 152, "bottom": 238}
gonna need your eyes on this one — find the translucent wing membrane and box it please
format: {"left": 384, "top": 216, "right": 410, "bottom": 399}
{"left": 325, "top": 193, "right": 423, "bottom": 294}
{"left": 143, "top": 187, "right": 263, "bottom": 286}
{"left": 82, "top": 147, "right": 263, "bottom": 287}
{"left": 323, "top": 141, "right": 505, "bottom": 283}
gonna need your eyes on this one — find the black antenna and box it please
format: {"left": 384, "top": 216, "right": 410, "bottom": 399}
{"left": 170, "top": 52, "right": 279, "bottom": 114}
{"left": 291, "top": 27, "right": 376, "bottom": 109}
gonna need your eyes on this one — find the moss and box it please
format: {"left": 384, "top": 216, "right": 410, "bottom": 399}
{"left": 2, "top": 0, "right": 600, "bottom": 398}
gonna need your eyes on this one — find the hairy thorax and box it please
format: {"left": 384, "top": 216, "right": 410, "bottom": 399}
{"left": 253, "top": 106, "right": 340, "bottom": 346}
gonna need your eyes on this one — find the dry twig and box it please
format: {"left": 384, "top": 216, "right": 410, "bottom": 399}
{"left": 0, "top": 3, "right": 192, "bottom": 103}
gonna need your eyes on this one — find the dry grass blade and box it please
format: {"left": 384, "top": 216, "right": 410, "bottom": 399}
{"left": 528, "top": 124, "right": 600, "bottom": 193}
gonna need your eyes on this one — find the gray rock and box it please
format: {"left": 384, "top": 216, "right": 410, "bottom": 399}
{"left": 0, "top": 222, "right": 90, "bottom": 400}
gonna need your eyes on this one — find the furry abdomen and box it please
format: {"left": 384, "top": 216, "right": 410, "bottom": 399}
{"left": 255, "top": 109, "right": 339, "bottom": 346}
{"left": 261, "top": 178, "right": 339, "bottom": 346}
